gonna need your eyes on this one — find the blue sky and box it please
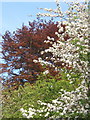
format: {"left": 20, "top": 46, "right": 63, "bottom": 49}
{"left": 1, "top": 2, "right": 69, "bottom": 34}
{"left": 0, "top": 1, "right": 69, "bottom": 64}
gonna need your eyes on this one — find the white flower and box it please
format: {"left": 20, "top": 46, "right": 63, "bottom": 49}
{"left": 22, "top": 113, "right": 28, "bottom": 117}
{"left": 43, "top": 70, "right": 49, "bottom": 74}
{"left": 58, "top": 27, "right": 64, "bottom": 32}
{"left": 41, "top": 51, "right": 44, "bottom": 55}
{"left": 67, "top": 74, "right": 70, "bottom": 77}
{"left": 47, "top": 36, "right": 51, "bottom": 40}
{"left": 20, "top": 108, "right": 25, "bottom": 112}
{"left": 52, "top": 99, "right": 58, "bottom": 104}
{"left": 45, "top": 112, "right": 49, "bottom": 117}
{"left": 28, "top": 111, "right": 36, "bottom": 118}
{"left": 33, "top": 59, "right": 38, "bottom": 63}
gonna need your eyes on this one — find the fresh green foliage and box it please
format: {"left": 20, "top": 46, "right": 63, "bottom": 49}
{"left": 2, "top": 72, "right": 82, "bottom": 118}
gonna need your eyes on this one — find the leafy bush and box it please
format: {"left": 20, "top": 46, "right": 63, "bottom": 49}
{"left": 2, "top": 71, "right": 87, "bottom": 119}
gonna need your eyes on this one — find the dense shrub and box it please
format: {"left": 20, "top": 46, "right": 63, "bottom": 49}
{"left": 2, "top": 72, "right": 83, "bottom": 119}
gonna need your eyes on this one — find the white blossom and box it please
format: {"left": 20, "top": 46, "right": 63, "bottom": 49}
{"left": 20, "top": 0, "right": 89, "bottom": 119}
{"left": 43, "top": 70, "right": 49, "bottom": 75}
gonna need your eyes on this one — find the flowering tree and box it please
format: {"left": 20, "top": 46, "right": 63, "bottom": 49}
{"left": 20, "top": 0, "right": 90, "bottom": 119}
{"left": 36, "top": 0, "right": 89, "bottom": 94}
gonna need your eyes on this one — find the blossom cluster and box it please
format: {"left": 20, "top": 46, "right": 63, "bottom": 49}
{"left": 20, "top": 0, "right": 89, "bottom": 119}
{"left": 20, "top": 79, "right": 89, "bottom": 119}
{"left": 34, "top": 0, "right": 89, "bottom": 85}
